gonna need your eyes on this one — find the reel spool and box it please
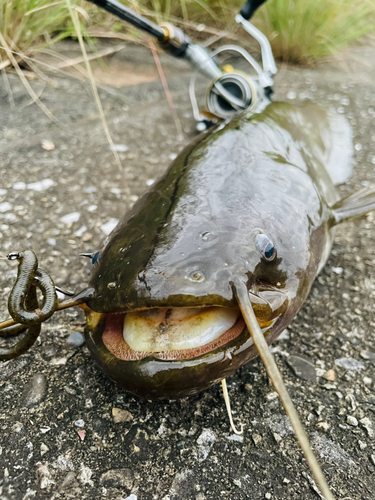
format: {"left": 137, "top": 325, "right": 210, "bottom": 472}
{"left": 206, "top": 72, "right": 256, "bottom": 120}
{"left": 189, "top": 17, "right": 277, "bottom": 128}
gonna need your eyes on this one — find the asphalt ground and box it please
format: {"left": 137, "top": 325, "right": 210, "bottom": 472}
{"left": 0, "top": 42, "right": 375, "bottom": 500}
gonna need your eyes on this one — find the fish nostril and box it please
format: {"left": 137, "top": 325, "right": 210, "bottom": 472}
{"left": 187, "top": 270, "right": 205, "bottom": 283}
{"left": 201, "top": 231, "right": 214, "bottom": 242}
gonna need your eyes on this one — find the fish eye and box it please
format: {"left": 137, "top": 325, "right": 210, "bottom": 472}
{"left": 256, "top": 234, "right": 276, "bottom": 262}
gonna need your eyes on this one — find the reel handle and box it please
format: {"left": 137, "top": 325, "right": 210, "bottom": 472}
{"left": 240, "top": 0, "right": 268, "bottom": 20}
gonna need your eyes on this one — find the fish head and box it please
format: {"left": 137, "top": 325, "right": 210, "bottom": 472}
{"left": 84, "top": 169, "right": 323, "bottom": 399}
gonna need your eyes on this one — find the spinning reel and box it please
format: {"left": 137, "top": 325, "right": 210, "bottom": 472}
{"left": 87, "top": 0, "right": 276, "bottom": 127}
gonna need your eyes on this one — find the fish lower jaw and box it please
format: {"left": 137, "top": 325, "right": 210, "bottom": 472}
{"left": 102, "top": 307, "right": 246, "bottom": 361}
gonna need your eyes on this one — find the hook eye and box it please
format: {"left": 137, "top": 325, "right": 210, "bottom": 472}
{"left": 7, "top": 252, "right": 21, "bottom": 261}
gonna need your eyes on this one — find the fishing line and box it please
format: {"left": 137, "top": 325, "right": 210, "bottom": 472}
{"left": 221, "top": 378, "right": 244, "bottom": 435}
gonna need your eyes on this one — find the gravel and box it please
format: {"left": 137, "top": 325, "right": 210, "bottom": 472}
{"left": 0, "top": 41, "right": 375, "bottom": 499}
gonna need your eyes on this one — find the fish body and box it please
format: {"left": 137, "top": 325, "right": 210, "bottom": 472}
{"left": 84, "top": 101, "right": 367, "bottom": 399}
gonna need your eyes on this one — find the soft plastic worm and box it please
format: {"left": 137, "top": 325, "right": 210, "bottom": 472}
{"left": 0, "top": 283, "right": 41, "bottom": 360}
{"left": 8, "top": 251, "right": 58, "bottom": 325}
{"left": 0, "top": 251, "right": 58, "bottom": 360}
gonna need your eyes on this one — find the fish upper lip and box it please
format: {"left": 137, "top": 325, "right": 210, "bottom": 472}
{"left": 90, "top": 288, "right": 289, "bottom": 320}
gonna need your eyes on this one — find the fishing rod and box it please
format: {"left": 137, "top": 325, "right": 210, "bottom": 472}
{"left": 85, "top": 0, "right": 277, "bottom": 126}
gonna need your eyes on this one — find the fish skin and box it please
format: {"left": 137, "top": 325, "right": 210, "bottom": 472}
{"left": 88, "top": 101, "right": 341, "bottom": 311}
{"left": 84, "top": 101, "right": 370, "bottom": 398}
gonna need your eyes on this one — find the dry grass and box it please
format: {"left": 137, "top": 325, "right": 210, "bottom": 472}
{"left": 132, "top": 0, "right": 375, "bottom": 64}
{"left": 0, "top": 0, "right": 91, "bottom": 68}
{"left": 1, "top": 0, "right": 375, "bottom": 69}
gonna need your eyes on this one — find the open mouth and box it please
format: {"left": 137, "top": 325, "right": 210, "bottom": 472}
{"left": 102, "top": 303, "right": 282, "bottom": 361}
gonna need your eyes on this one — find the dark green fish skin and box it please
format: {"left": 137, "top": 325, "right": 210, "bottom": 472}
{"left": 84, "top": 101, "right": 350, "bottom": 399}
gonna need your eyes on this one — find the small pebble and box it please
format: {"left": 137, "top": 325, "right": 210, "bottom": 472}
{"left": 358, "top": 440, "right": 367, "bottom": 450}
{"left": 49, "top": 357, "right": 67, "bottom": 366}
{"left": 323, "top": 384, "right": 337, "bottom": 391}
{"left": 27, "top": 179, "right": 54, "bottom": 191}
{"left": 112, "top": 408, "right": 133, "bottom": 423}
{"left": 74, "top": 419, "right": 85, "bottom": 428}
{"left": 347, "top": 416, "right": 358, "bottom": 427}
{"left": 100, "top": 468, "right": 133, "bottom": 489}
{"left": 360, "top": 350, "right": 375, "bottom": 361}
{"left": 78, "top": 430, "right": 86, "bottom": 441}
{"left": 364, "top": 377, "right": 373, "bottom": 386}
{"left": 323, "top": 369, "right": 335, "bottom": 381}
{"left": 286, "top": 355, "right": 316, "bottom": 381}
{"left": 111, "top": 144, "right": 128, "bottom": 152}
{"left": 316, "top": 422, "right": 330, "bottom": 432}
{"left": 227, "top": 434, "right": 243, "bottom": 442}
{"left": 60, "top": 471, "right": 78, "bottom": 491}
{"left": 23, "top": 374, "right": 47, "bottom": 408}
{"left": 360, "top": 417, "right": 374, "bottom": 438}
{"left": 266, "top": 392, "right": 278, "bottom": 401}
{"left": 60, "top": 212, "right": 80, "bottom": 224}
{"left": 75, "top": 225, "right": 87, "bottom": 237}
{"left": 40, "top": 443, "right": 49, "bottom": 456}
{"left": 273, "top": 432, "right": 282, "bottom": 443}
{"left": 66, "top": 331, "right": 85, "bottom": 348}
{"left": 332, "top": 267, "right": 343, "bottom": 275}
{"left": 335, "top": 357, "right": 365, "bottom": 372}
{"left": 252, "top": 434, "right": 262, "bottom": 445}
{"left": 41, "top": 140, "right": 55, "bottom": 151}
{"left": 0, "top": 202, "right": 12, "bottom": 212}
{"left": 265, "top": 494, "right": 272, "bottom": 499}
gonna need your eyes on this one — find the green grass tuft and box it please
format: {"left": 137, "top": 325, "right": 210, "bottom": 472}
{"left": 252, "top": 0, "right": 375, "bottom": 64}
{"left": 0, "top": 0, "right": 90, "bottom": 65}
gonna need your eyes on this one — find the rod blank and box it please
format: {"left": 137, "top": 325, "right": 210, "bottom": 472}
{"left": 86, "top": 0, "right": 166, "bottom": 40}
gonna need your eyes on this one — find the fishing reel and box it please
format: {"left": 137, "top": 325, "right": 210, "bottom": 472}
{"left": 87, "top": 0, "right": 276, "bottom": 128}
{"left": 188, "top": 17, "right": 277, "bottom": 129}
{"left": 158, "top": 1, "right": 277, "bottom": 128}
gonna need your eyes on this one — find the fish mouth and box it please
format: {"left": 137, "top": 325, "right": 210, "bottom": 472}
{"left": 101, "top": 290, "right": 288, "bottom": 362}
